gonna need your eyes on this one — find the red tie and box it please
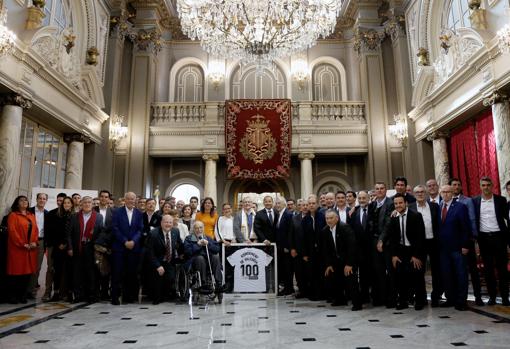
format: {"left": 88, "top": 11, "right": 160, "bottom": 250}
{"left": 441, "top": 203, "right": 448, "bottom": 223}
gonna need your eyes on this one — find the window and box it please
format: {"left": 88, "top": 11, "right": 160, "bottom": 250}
{"left": 41, "top": 0, "right": 70, "bottom": 32}
{"left": 17, "top": 119, "right": 67, "bottom": 198}
{"left": 312, "top": 63, "right": 342, "bottom": 101}
{"left": 171, "top": 184, "right": 200, "bottom": 203}
{"left": 175, "top": 65, "right": 204, "bottom": 102}
{"left": 446, "top": 0, "right": 471, "bottom": 31}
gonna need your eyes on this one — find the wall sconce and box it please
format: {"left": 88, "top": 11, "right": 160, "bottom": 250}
{"left": 497, "top": 24, "right": 510, "bottom": 54}
{"left": 109, "top": 114, "right": 127, "bottom": 151}
{"left": 0, "top": 5, "right": 16, "bottom": 57}
{"left": 389, "top": 114, "right": 408, "bottom": 147}
{"left": 209, "top": 72, "right": 223, "bottom": 90}
{"left": 292, "top": 60, "right": 309, "bottom": 90}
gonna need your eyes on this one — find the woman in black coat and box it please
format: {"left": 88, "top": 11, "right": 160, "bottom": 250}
{"left": 51, "top": 197, "right": 74, "bottom": 301}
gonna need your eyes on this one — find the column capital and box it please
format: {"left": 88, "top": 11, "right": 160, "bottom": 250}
{"left": 64, "top": 133, "right": 91, "bottom": 144}
{"left": 354, "top": 29, "right": 385, "bottom": 57}
{"left": 0, "top": 94, "right": 32, "bottom": 109}
{"left": 482, "top": 90, "right": 509, "bottom": 107}
{"left": 202, "top": 154, "right": 219, "bottom": 161}
{"left": 298, "top": 153, "right": 315, "bottom": 161}
{"left": 426, "top": 131, "right": 449, "bottom": 142}
{"left": 130, "top": 27, "right": 162, "bottom": 55}
{"left": 384, "top": 15, "right": 406, "bottom": 43}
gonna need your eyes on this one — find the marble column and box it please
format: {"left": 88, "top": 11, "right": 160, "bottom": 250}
{"left": 0, "top": 94, "right": 32, "bottom": 216}
{"left": 203, "top": 154, "right": 219, "bottom": 203}
{"left": 483, "top": 91, "right": 510, "bottom": 194}
{"left": 427, "top": 132, "right": 450, "bottom": 186}
{"left": 299, "top": 153, "right": 315, "bottom": 199}
{"left": 64, "top": 133, "right": 90, "bottom": 189}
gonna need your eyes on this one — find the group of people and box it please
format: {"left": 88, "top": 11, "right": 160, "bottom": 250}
{"left": 0, "top": 175, "right": 509, "bottom": 313}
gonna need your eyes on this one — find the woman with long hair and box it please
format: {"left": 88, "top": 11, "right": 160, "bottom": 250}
{"left": 179, "top": 204, "right": 193, "bottom": 231}
{"left": 194, "top": 197, "right": 218, "bottom": 239}
{"left": 215, "top": 203, "right": 235, "bottom": 245}
{"left": 51, "top": 196, "right": 74, "bottom": 301}
{"left": 6, "top": 196, "right": 39, "bottom": 304}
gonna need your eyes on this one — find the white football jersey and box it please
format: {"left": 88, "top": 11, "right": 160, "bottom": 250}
{"left": 227, "top": 248, "right": 273, "bottom": 292}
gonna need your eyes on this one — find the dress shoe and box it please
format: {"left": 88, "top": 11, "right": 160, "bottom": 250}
{"left": 414, "top": 304, "right": 424, "bottom": 311}
{"left": 475, "top": 297, "right": 485, "bottom": 306}
{"left": 439, "top": 301, "right": 453, "bottom": 308}
{"left": 454, "top": 304, "right": 468, "bottom": 311}
{"left": 111, "top": 299, "right": 120, "bottom": 306}
{"left": 351, "top": 305, "right": 362, "bottom": 311}
{"left": 502, "top": 298, "right": 510, "bottom": 306}
{"left": 396, "top": 303, "right": 408, "bottom": 310}
{"left": 487, "top": 298, "right": 496, "bottom": 306}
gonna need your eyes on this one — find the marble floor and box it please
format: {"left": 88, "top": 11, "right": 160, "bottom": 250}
{"left": 0, "top": 294, "right": 509, "bottom": 349}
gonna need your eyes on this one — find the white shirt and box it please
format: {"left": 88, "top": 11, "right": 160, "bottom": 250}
{"left": 82, "top": 211, "right": 92, "bottom": 227}
{"left": 399, "top": 209, "right": 410, "bottom": 246}
{"left": 126, "top": 207, "right": 133, "bottom": 225}
{"left": 227, "top": 248, "right": 273, "bottom": 292}
{"left": 176, "top": 223, "right": 189, "bottom": 241}
{"left": 216, "top": 216, "right": 234, "bottom": 241}
{"left": 277, "top": 208, "right": 285, "bottom": 228}
{"left": 417, "top": 202, "right": 434, "bottom": 239}
{"left": 480, "top": 196, "right": 500, "bottom": 232}
{"left": 429, "top": 195, "right": 441, "bottom": 204}
{"left": 34, "top": 207, "right": 45, "bottom": 238}
{"left": 329, "top": 224, "right": 336, "bottom": 245}
{"left": 337, "top": 207, "right": 347, "bottom": 223}
{"left": 99, "top": 207, "right": 107, "bottom": 226}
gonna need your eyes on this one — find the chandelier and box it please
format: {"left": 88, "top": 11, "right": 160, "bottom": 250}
{"left": 0, "top": 6, "right": 16, "bottom": 58}
{"left": 176, "top": 0, "right": 341, "bottom": 66}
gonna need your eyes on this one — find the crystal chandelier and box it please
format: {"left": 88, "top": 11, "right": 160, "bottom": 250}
{"left": 176, "top": 0, "right": 341, "bottom": 66}
{"left": 389, "top": 114, "right": 408, "bottom": 147}
{"left": 109, "top": 114, "right": 128, "bottom": 151}
{"left": 0, "top": 6, "right": 16, "bottom": 58}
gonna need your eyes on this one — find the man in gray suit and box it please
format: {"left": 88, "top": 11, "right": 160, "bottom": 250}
{"left": 233, "top": 197, "right": 256, "bottom": 243}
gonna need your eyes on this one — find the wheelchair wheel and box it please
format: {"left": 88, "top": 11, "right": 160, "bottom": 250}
{"left": 175, "top": 265, "right": 189, "bottom": 302}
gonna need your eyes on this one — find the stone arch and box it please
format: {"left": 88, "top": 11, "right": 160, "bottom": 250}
{"left": 312, "top": 175, "right": 353, "bottom": 196}
{"left": 169, "top": 57, "right": 208, "bottom": 102}
{"left": 308, "top": 56, "right": 348, "bottom": 101}
{"left": 165, "top": 178, "right": 204, "bottom": 199}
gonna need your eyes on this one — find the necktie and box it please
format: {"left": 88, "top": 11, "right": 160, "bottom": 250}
{"left": 268, "top": 210, "right": 273, "bottom": 224}
{"left": 441, "top": 203, "right": 448, "bottom": 223}
{"left": 247, "top": 212, "right": 253, "bottom": 235}
{"left": 164, "top": 231, "right": 172, "bottom": 262}
{"left": 362, "top": 208, "right": 367, "bottom": 230}
{"left": 401, "top": 214, "right": 406, "bottom": 245}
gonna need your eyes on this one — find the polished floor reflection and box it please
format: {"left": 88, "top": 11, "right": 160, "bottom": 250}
{"left": 1, "top": 294, "right": 509, "bottom": 348}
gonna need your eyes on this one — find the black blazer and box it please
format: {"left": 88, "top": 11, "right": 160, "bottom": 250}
{"left": 275, "top": 208, "right": 294, "bottom": 249}
{"left": 472, "top": 194, "right": 510, "bottom": 235}
{"left": 146, "top": 227, "right": 183, "bottom": 269}
{"left": 254, "top": 208, "right": 279, "bottom": 242}
{"left": 67, "top": 211, "right": 103, "bottom": 254}
{"left": 290, "top": 213, "right": 305, "bottom": 255}
{"left": 349, "top": 205, "right": 372, "bottom": 246}
{"left": 387, "top": 209, "right": 426, "bottom": 258}
{"left": 94, "top": 206, "right": 114, "bottom": 247}
{"left": 319, "top": 222, "right": 357, "bottom": 268}
{"left": 301, "top": 210, "right": 326, "bottom": 257}
{"left": 408, "top": 201, "right": 441, "bottom": 239}
{"left": 368, "top": 197, "right": 394, "bottom": 241}
{"left": 142, "top": 211, "right": 162, "bottom": 244}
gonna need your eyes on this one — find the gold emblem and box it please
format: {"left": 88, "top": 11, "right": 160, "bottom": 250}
{"left": 239, "top": 115, "right": 277, "bottom": 164}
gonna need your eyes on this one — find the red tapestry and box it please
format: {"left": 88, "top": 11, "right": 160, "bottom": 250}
{"left": 225, "top": 99, "right": 291, "bottom": 180}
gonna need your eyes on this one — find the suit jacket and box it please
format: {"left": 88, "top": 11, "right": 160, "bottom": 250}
{"left": 29, "top": 206, "right": 49, "bottom": 246}
{"left": 428, "top": 195, "right": 443, "bottom": 206}
{"left": 349, "top": 205, "right": 372, "bottom": 247}
{"left": 453, "top": 195, "right": 477, "bottom": 236}
{"left": 301, "top": 210, "right": 326, "bottom": 257}
{"left": 111, "top": 207, "right": 144, "bottom": 253}
{"left": 142, "top": 211, "right": 162, "bottom": 244}
{"left": 290, "top": 214, "right": 305, "bottom": 255}
{"left": 94, "top": 206, "right": 113, "bottom": 230}
{"left": 438, "top": 200, "right": 470, "bottom": 252}
{"left": 275, "top": 208, "right": 294, "bottom": 249}
{"left": 232, "top": 209, "right": 255, "bottom": 243}
{"left": 472, "top": 194, "right": 509, "bottom": 235}
{"left": 333, "top": 206, "right": 351, "bottom": 224}
{"left": 147, "top": 227, "right": 182, "bottom": 269}
{"left": 94, "top": 206, "right": 114, "bottom": 247}
{"left": 319, "top": 222, "right": 357, "bottom": 268}
{"left": 369, "top": 197, "right": 394, "bottom": 242}
{"left": 254, "top": 208, "right": 279, "bottom": 243}
{"left": 387, "top": 209, "right": 425, "bottom": 258}
{"left": 408, "top": 201, "right": 441, "bottom": 239}
{"left": 67, "top": 211, "right": 103, "bottom": 254}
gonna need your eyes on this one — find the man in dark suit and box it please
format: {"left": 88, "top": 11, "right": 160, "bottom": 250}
{"left": 409, "top": 185, "right": 442, "bottom": 306}
{"left": 438, "top": 185, "right": 471, "bottom": 311}
{"left": 29, "top": 193, "right": 50, "bottom": 300}
{"left": 348, "top": 190, "right": 372, "bottom": 303}
{"left": 94, "top": 190, "right": 114, "bottom": 300}
{"left": 67, "top": 196, "right": 103, "bottom": 302}
{"left": 333, "top": 191, "right": 351, "bottom": 224}
{"left": 387, "top": 193, "right": 426, "bottom": 310}
{"left": 290, "top": 199, "right": 308, "bottom": 298}
{"left": 111, "top": 192, "right": 144, "bottom": 305}
{"left": 426, "top": 179, "right": 442, "bottom": 205}
{"left": 473, "top": 177, "right": 510, "bottom": 306}
{"left": 274, "top": 196, "right": 295, "bottom": 296}
{"left": 450, "top": 178, "right": 484, "bottom": 306}
{"left": 302, "top": 195, "right": 326, "bottom": 300}
{"left": 141, "top": 198, "right": 161, "bottom": 296}
{"left": 147, "top": 214, "right": 182, "bottom": 304}
{"left": 254, "top": 195, "right": 279, "bottom": 244}
{"left": 320, "top": 209, "right": 361, "bottom": 310}
{"left": 369, "top": 182, "right": 394, "bottom": 307}
{"left": 393, "top": 176, "right": 416, "bottom": 204}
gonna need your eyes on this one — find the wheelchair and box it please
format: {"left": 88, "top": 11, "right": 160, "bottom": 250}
{"left": 174, "top": 261, "right": 223, "bottom": 305}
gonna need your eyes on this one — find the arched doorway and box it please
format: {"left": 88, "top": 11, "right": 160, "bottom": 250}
{"left": 231, "top": 179, "right": 289, "bottom": 210}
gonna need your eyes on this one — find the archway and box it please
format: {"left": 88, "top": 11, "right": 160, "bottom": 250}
{"left": 231, "top": 179, "right": 289, "bottom": 210}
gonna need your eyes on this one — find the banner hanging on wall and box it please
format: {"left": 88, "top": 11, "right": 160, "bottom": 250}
{"left": 225, "top": 99, "right": 291, "bottom": 180}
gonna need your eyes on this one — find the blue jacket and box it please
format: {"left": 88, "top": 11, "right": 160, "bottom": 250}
{"left": 438, "top": 201, "right": 470, "bottom": 252}
{"left": 454, "top": 195, "right": 477, "bottom": 237}
{"left": 111, "top": 207, "right": 144, "bottom": 253}
{"left": 183, "top": 234, "right": 220, "bottom": 260}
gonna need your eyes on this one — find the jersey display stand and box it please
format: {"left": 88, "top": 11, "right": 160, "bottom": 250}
{"left": 222, "top": 243, "right": 277, "bottom": 296}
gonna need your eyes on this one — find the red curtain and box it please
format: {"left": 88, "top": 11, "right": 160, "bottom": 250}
{"left": 449, "top": 109, "right": 500, "bottom": 196}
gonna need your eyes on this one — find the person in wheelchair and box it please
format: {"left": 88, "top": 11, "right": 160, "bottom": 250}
{"left": 184, "top": 221, "right": 226, "bottom": 293}
{"left": 147, "top": 215, "right": 183, "bottom": 305}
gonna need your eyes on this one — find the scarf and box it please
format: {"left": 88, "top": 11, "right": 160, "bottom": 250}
{"left": 240, "top": 209, "right": 256, "bottom": 240}
{"left": 79, "top": 210, "right": 97, "bottom": 245}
